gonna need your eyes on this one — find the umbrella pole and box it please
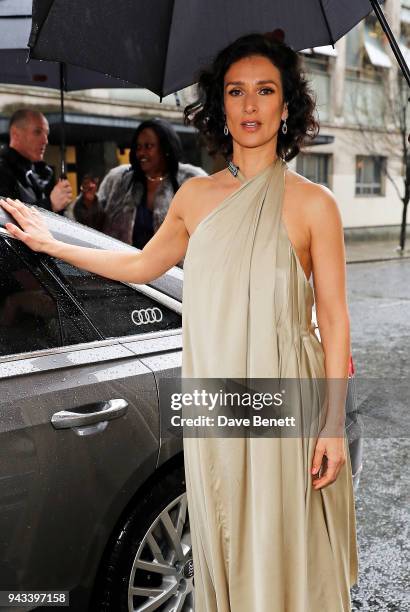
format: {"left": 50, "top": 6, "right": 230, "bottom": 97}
{"left": 370, "top": 0, "right": 410, "bottom": 89}
{"left": 59, "top": 62, "right": 67, "bottom": 178}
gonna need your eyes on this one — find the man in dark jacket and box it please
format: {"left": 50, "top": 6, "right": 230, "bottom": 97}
{"left": 0, "top": 109, "right": 72, "bottom": 212}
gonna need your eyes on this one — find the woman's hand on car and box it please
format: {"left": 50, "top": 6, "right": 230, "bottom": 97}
{"left": 1, "top": 177, "right": 193, "bottom": 285}
{"left": 0, "top": 198, "right": 55, "bottom": 253}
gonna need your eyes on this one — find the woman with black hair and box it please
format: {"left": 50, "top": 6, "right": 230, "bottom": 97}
{"left": 1, "top": 32, "right": 358, "bottom": 611}
{"left": 99, "top": 117, "right": 206, "bottom": 248}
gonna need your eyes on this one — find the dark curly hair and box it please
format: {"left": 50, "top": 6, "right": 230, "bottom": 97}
{"left": 184, "top": 32, "right": 319, "bottom": 161}
{"left": 128, "top": 118, "right": 183, "bottom": 194}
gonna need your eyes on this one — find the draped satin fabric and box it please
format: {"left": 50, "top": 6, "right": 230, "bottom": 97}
{"left": 181, "top": 158, "right": 358, "bottom": 611}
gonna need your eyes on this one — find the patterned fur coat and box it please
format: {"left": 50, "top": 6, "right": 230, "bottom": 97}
{"left": 99, "top": 162, "right": 207, "bottom": 245}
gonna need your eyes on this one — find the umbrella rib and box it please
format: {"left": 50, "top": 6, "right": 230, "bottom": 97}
{"left": 318, "top": 0, "right": 335, "bottom": 47}
{"left": 28, "top": 1, "right": 55, "bottom": 55}
{"left": 159, "top": 0, "right": 176, "bottom": 100}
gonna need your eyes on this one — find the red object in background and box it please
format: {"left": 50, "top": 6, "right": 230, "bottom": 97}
{"left": 348, "top": 355, "right": 355, "bottom": 376}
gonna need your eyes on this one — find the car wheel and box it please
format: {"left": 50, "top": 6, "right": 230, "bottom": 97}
{"left": 94, "top": 465, "right": 194, "bottom": 612}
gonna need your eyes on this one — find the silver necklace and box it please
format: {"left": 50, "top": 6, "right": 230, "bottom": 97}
{"left": 146, "top": 173, "right": 169, "bottom": 182}
{"left": 227, "top": 160, "right": 240, "bottom": 177}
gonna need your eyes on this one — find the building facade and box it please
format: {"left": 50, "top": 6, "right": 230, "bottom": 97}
{"left": 293, "top": 0, "right": 409, "bottom": 232}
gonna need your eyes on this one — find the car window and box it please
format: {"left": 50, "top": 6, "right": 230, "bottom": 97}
{"left": 52, "top": 259, "right": 182, "bottom": 338}
{"left": 0, "top": 239, "right": 64, "bottom": 356}
{"left": 0, "top": 239, "right": 100, "bottom": 357}
{"left": 148, "top": 274, "right": 182, "bottom": 303}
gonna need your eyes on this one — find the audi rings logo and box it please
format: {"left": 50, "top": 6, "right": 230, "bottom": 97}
{"left": 183, "top": 558, "right": 194, "bottom": 579}
{"left": 131, "top": 307, "right": 163, "bottom": 326}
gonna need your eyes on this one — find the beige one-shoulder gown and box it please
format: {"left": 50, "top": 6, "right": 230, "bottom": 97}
{"left": 182, "top": 158, "right": 358, "bottom": 611}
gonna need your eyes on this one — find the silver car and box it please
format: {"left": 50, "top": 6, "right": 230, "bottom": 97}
{"left": 0, "top": 207, "right": 192, "bottom": 612}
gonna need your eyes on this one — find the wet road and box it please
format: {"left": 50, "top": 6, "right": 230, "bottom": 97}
{"left": 347, "top": 259, "right": 410, "bottom": 611}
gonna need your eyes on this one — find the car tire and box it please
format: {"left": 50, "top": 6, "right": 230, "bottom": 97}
{"left": 93, "top": 464, "right": 194, "bottom": 612}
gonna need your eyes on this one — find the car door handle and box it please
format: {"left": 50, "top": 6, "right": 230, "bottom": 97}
{"left": 51, "top": 399, "right": 129, "bottom": 429}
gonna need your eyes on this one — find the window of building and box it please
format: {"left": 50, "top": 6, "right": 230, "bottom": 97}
{"left": 344, "top": 74, "right": 386, "bottom": 128}
{"left": 296, "top": 153, "right": 331, "bottom": 188}
{"left": 355, "top": 156, "right": 386, "bottom": 196}
{"left": 343, "top": 14, "right": 389, "bottom": 128}
{"left": 300, "top": 54, "right": 331, "bottom": 121}
{"left": 302, "top": 53, "right": 330, "bottom": 74}
{"left": 363, "top": 23, "right": 392, "bottom": 71}
{"left": 345, "top": 24, "right": 363, "bottom": 70}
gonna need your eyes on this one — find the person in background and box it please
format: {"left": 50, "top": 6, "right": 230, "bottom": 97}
{"left": 67, "top": 174, "right": 105, "bottom": 231}
{"left": 97, "top": 118, "right": 206, "bottom": 248}
{"left": 0, "top": 109, "right": 72, "bottom": 212}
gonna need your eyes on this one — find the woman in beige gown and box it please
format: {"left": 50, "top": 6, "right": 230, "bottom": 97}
{"left": 182, "top": 155, "right": 358, "bottom": 611}
{"left": 1, "top": 32, "right": 358, "bottom": 612}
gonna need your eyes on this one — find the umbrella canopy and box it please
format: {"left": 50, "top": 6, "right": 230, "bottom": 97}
{"left": 0, "top": 0, "right": 135, "bottom": 90}
{"left": 0, "top": 0, "right": 135, "bottom": 175}
{"left": 29, "top": 0, "right": 374, "bottom": 98}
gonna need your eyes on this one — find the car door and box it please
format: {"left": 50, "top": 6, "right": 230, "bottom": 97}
{"left": 0, "top": 236, "right": 160, "bottom": 611}
{"left": 46, "top": 255, "right": 185, "bottom": 471}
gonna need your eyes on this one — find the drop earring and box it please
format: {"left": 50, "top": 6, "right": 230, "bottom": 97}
{"left": 281, "top": 118, "right": 288, "bottom": 135}
{"left": 223, "top": 122, "right": 229, "bottom": 136}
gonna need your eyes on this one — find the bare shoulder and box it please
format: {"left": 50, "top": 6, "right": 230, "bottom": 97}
{"left": 171, "top": 170, "right": 231, "bottom": 213}
{"left": 178, "top": 170, "right": 229, "bottom": 195}
{"left": 177, "top": 173, "right": 216, "bottom": 196}
{"left": 285, "top": 168, "right": 341, "bottom": 227}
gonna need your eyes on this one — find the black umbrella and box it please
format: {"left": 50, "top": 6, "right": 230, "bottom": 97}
{"left": 28, "top": 0, "right": 410, "bottom": 98}
{"left": 0, "top": 0, "right": 135, "bottom": 176}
